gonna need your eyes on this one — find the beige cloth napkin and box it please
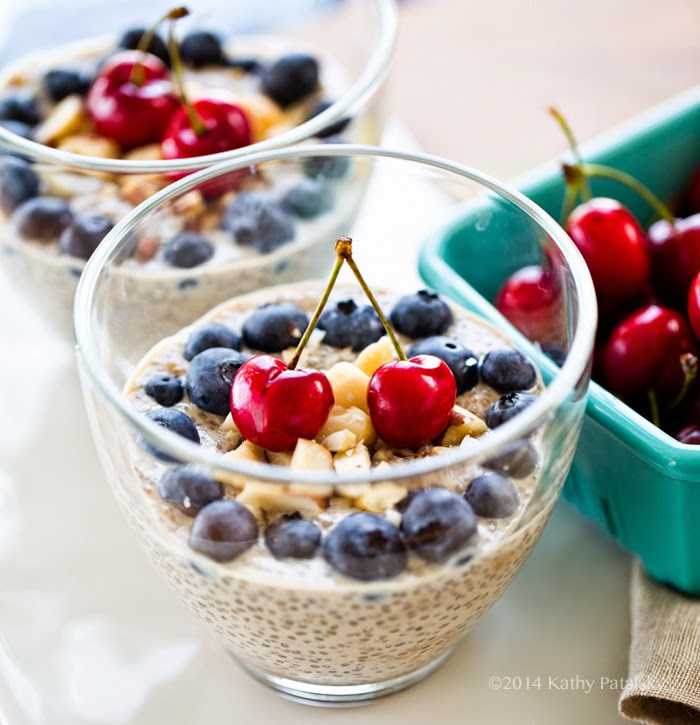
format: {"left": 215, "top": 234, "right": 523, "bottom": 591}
{"left": 620, "top": 561, "right": 700, "bottom": 724}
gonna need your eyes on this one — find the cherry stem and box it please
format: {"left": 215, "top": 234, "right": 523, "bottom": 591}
{"left": 647, "top": 388, "right": 661, "bottom": 429}
{"left": 286, "top": 242, "right": 347, "bottom": 371}
{"left": 337, "top": 236, "right": 408, "bottom": 362}
{"left": 669, "top": 353, "right": 698, "bottom": 409}
{"left": 129, "top": 6, "right": 190, "bottom": 87}
{"left": 167, "top": 18, "right": 207, "bottom": 136}
{"left": 574, "top": 163, "right": 676, "bottom": 224}
{"left": 549, "top": 106, "right": 592, "bottom": 202}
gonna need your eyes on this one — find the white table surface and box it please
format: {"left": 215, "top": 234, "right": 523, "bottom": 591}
{"left": 0, "top": 118, "right": 634, "bottom": 724}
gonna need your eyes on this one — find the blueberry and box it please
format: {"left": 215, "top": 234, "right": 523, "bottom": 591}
{"left": 227, "top": 57, "right": 262, "bottom": 73}
{"left": 12, "top": 196, "right": 73, "bottom": 240}
{"left": 306, "top": 99, "right": 350, "bottom": 138}
{"left": 145, "top": 374, "right": 184, "bottom": 407}
{"left": 159, "top": 466, "right": 224, "bottom": 516}
{"left": 486, "top": 392, "right": 538, "bottom": 428}
{"left": 389, "top": 290, "right": 453, "bottom": 339}
{"left": 0, "top": 94, "right": 41, "bottom": 126}
{"left": 142, "top": 408, "right": 200, "bottom": 461}
{"left": 264, "top": 513, "right": 321, "bottom": 559}
{"left": 162, "top": 232, "right": 214, "bottom": 268}
{"left": 0, "top": 158, "right": 39, "bottom": 214}
{"left": 323, "top": 512, "right": 407, "bottom": 580}
{"left": 118, "top": 28, "right": 170, "bottom": 65}
{"left": 483, "top": 439, "right": 539, "bottom": 479}
{"left": 186, "top": 347, "right": 248, "bottom": 416}
{"left": 281, "top": 178, "right": 332, "bottom": 219}
{"left": 401, "top": 488, "right": 477, "bottom": 563}
{"left": 261, "top": 53, "right": 319, "bottom": 108}
{"left": 317, "top": 299, "right": 384, "bottom": 352}
{"left": 43, "top": 69, "right": 91, "bottom": 102}
{"left": 480, "top": 348, "right": 536, "bottom": 393}
{"left": 184, "top": 323, "right": 242, "bottom": 361}
{"left": 302, "top": 135, "right": 350, "bottom": 180}
{"left": 408, "top": 336, "right": 479, "bottom": 394}
{"left": 542, "top": 343, "right": 567, "bottom": 366}
{"left": 58, "top": 213, "right": 113, "bottom": 260}
{"left": 242, "top": 303, "right": 308, "bottom": 352}
{"left": 465, "top": 472, "right": 519, "bottom": 518}
{"left": 189, "top": 500, "right": 258, "bottom": 563}
{"left": 180, "top": 31, "right": 226, "bottom": 68}
{"left": 222, "top": 192, "right": 294, "bottom": 254}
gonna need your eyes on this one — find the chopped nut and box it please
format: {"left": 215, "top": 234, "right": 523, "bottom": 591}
{"left": 134, "top": 235, "right": 160, "bottom": 263}
{"left": 335, "top": 482, "right": 371, "bottom": 499}
{"left": 327, "top": 362, "right": 370, "bottom": 414}
{"left": 34, "top": 95, "right": 86, "bottom": 145}
{"left": 172, "top": 190, "right": 205, "bottom": 221}
{"left": 58, "top": 131, "right": 120, "bottom": 159}
{"left": 385, "top": 509, "right": 402, "bottom": 528}
{"left": 355, "top": 481, "right": 408, "bottom": 513}
{"left": 321, "top": 429, "right": 357, "bottom": 452}
{"left": 354, "top": 336, "right": 395, "bottom": 376}
{"left": 316, "top": 404, "right": 376, "bottom": 448}
{"left": 266, "top": 450, "right": 293, "bottom": 467}
{"left": 290, "top": 438, "right": 334, "bottom": 471}
{"left": 439, "top": 405, "right": 488, "bottom": 446}
{"left": 123, "top": 143, "right": 163, "bottom": 162}
{"left": 216, "top": 441, "right": 267, "bottom": 487}
{"left": 334, "top": 442, "right": 371, "bottom": 474}
{"left": 237, "top": 482, "right": 325, "bottom": 514}
{"left": 119, "top": 174, "right": 169, "bottom": 206}
{"left": 237, "top": 92, "right": 285, "bottom": 142}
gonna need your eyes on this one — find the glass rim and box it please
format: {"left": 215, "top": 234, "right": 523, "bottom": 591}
{"left": 74, "top": 143, "right": 598, "bottom": 485}
{"left": 0, "top": 0, "right": 397, "bottom": 173}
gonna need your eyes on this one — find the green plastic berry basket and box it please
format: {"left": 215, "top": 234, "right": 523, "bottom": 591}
{"left": 419, "top": 86, "right": 700, "bottom": 596}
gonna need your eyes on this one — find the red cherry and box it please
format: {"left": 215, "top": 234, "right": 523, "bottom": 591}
{"left": 494, "top": 265, "right": 562, "bottom": 345}
{"left": 688, "top": 270, "right": 700, "bottom": 340}
{"left": 565, "top": 198, "right": 650, "bottom": 311}
{"left": 230, "top": 355, "right": 334, "bottom": 452}
{"left": 86, "top": 50, "right": 178, "bottom": 149}
{"left": 648, "top": 214, "right": 700, "bottom": 306}
{"left": 367, "top": 355, "right": 456, "bottom": 449}
{"left": 603, "top": 304, "right": 697, "bottom": 400}
{"left": 675, "top": 424, "right": 700, "bottom": 445}
{"left": 161, "top": 97, "right": 251, "bottom": 164}
{"left": 682, "top": 167, "right": 700, "bottom": 216}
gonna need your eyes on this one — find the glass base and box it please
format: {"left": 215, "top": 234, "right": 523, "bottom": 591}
{"left": 233, "top": 648, "right": 454, "bottom": 706}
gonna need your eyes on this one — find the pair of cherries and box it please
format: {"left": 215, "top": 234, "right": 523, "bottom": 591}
{"left": 86, "top": 8, "right": 250, "bottom": 163}
{"left": 496, "top": 109, "right": 700, "bottom": 433}
{"left": 231, "top": 237, "right": 457, "bottom": 452}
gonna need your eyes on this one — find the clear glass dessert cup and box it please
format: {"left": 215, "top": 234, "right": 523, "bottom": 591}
{"left": 74, "top": 146, "right": 597, "bottom": 705}
{"left": 0, "top": 0, "right": 396, "bottom": 335}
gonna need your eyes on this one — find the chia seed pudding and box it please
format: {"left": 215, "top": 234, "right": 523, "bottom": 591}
{"left": 120, "top": 281, "right": 551, "bottom": 687}
{"left": 0, "top": 29, "right": 371, "bottom": 333}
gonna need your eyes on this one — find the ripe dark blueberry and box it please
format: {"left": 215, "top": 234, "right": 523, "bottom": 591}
{"left": 486, "top": 392, "right": 538, "bottom": 428}
{"left": 302, "top": 135, "right": 350, "bottom": 180}
{"left": 390, "top": 290, "right": 453, "bottom": 339}
{"left": 159, "top": 467, "right": 224, "bottom": 516}
{"left": 408, "top": 336, "right": 479, "bottom": 394}
{"left": 264, "top": 513, "right": 321, "bottom": 559}
{"left": 222, "top": 192, "right": 294, "bottom": 254}
{"left": 186, "top": 347, "right": 248, "bottom": 416}
{"left": 227, "top": 57, "right": 262, "bottom": 73}
{"left": 465, "top": 472, "right": 519, "bottom": 518}
{"left": 0, "top": 158, "right": 39, "bottom": 213}
{"left": 242, "top": 303, "right": 308, "bottom": 352}
{"left": 189, "top": 500, "right": 258, "bottom": 563}
{"left": 483, "top": 439, "right": 538, "bottom": 479}
{"left": 401, "top": 488, "right": 476, "bottom": 563}
{"left": 146, "top": 407, "right": 200, "bottom": 444}
{"left": 118, "top": 28, "right": 170, "bottom": 65}
{"left": 43, "top": 69, "right": 91, "bottom": 102}
{"left": 58, "top": 213, "right": 113, "bottom": 260}
{"left": 162, "top": 232, "right": 214, "bottom": 268}
{"left": 306, "top": 98, "right": 350, "bottom": 138}
{"left": 145, "top": 374, "right": 184, "bottom": 407}
{"left": 184, "top": 323, "right": 242, "bottom": 361}
{"left": 12, "top": 196, "right": 73, "bottom": 240}
{"left": 317, "top": 299, "right": 384, "bottom": 352}
{"left": 0, "top": 94, "right": 41, "bottom": 126}
{"left": 281, "top": 178, "right": 332, "bottom": 219}
{"left": 480, "top": 348, "right": 536, "bottom": 392}
{"left": 542, "top": 343, "right": 567, "bottom": 366}
{"left": 180, "top": 31, "right": 226, "bottom": 68}
{"left": 323, "top": 513, "right": 407, "bottom": 580}
{"left": 261, "top": 53, "right": 319, "bottom": 108}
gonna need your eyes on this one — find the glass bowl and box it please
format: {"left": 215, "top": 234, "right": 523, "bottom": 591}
{"left": 74, "top": 146, "right": 597, "bottom": 704}
{"left": 0, "top": 0, "right": 396, "bottom": 335}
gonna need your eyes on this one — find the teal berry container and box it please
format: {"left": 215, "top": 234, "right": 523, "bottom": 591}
{"left": 419, "top": 86, "right": 700, "bottom": 596}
